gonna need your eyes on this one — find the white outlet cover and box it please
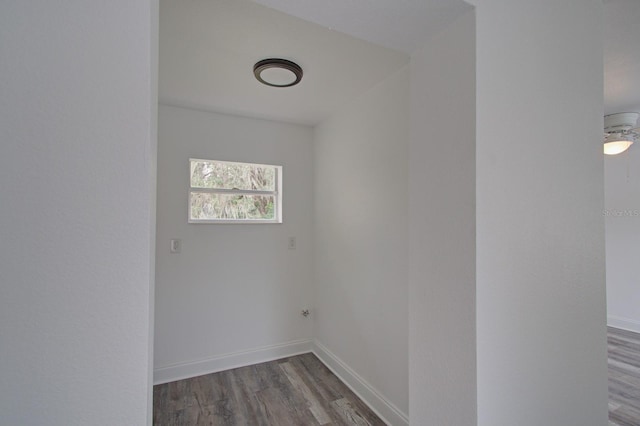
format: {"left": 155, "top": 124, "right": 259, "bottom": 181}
{"left": 170, "top": 239, "right": 181, "bottom": 253}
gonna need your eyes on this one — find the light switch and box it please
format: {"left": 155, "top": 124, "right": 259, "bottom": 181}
{"left": 170, "top": 239, "right": 181, "bottom": 253}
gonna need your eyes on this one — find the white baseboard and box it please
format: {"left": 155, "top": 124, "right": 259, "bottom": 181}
{"left": 312, "top": 340, "right": 409, "bottom": 426}
{"left": 153, "top": 339, "right": 313, "bottom": 385}
{"left": 608, "top": 316, "right": 640, "bottom": 334}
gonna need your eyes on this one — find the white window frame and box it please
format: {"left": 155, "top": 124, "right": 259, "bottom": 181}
{"left": 188, "top": 158, "right": 283, "bottom": 224}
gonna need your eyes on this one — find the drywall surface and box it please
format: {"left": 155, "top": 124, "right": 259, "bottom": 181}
{"left": 605, "top": 150, "right": 640, "bottom": 333}
{"left": 154, "top": 105, "right": 314, "bottom": 378}
{"left": 148, "top": 0, "right": 159, "bottom": 420}
{"left": 473, "top": 0, "right": 608, "bottom": 425}
{"left": 0, "top": 1, "right": 156, "bottom": 425}
{"left": 313, "top": 67, "right": 409, "bottom": 418}
{"left": 408, "top": 9, "right": 476, "bottom": 425}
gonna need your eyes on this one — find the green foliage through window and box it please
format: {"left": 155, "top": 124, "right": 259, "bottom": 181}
{"left": 190, "top": 160, "right": 275, "bottom": 191}
{"left": 189, "top": 159, "right": 281, "bottom": 223}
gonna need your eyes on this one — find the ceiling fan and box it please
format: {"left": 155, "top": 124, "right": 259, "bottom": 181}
{"left": 604, "top": 112, "right": 640, "bottom": 155}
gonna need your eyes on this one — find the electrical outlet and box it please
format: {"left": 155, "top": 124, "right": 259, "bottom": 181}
{"left": 288, "top": 236, "right": 296, "bottom": 250}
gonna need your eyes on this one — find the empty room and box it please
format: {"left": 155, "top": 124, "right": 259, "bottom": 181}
{"left": 3, "top": 0, "right": 639, "bottom": 425}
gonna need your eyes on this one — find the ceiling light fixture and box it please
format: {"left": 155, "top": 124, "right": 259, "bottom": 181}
{"left": 604, "top": 112, "right": 639, "bottom": 155}
{"left": 253, "top": 58, "right": 303, "bottom": 88}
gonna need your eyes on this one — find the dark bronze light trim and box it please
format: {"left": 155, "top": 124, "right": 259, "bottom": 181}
{"left": 253, "top": 58, "right": 303, "bottom": 88}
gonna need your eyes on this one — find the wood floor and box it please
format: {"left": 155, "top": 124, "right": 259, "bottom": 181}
{"left": 156, "top": 330, "right": 640, "bottom": 426}
{"left": 609, "top": 326, "right": 640, "bottom": 426}
{"left": 153, "top": 353, "right": 386, "bottom": 426}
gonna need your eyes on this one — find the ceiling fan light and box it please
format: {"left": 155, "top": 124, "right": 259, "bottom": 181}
{"left": 603, "top": 112, "right": 639, "bottom": 155}
{"left": 604, "top": 139, "right": 633, "bottom": 155}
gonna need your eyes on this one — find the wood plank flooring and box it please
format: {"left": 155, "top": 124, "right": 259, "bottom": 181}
{"left": 156, "top": 330, "right": 640, "bottom": 426}
{"left": 153, "top": 353, "right": 386, "bottom": 426}
{"left": 609, "top": 326, "right": 640, "bottom": 426}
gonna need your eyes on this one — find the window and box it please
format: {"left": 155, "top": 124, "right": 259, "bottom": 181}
{"left": 189, "top": 159, "right": 282, "bottom": 223}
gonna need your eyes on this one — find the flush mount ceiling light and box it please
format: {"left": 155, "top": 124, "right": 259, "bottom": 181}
{"left": 604, "top": 112, "right": 639, "bottom": 155}
{"left": 253, "top": 58, "right": 303, "bottom": 88}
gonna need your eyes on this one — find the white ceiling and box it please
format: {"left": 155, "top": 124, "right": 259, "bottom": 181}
{"left": 159, "top": 0, "right": 410, "bottom": 126}
{"left": 604, "top": 0, "right": 640, "bottom": 116}
{"left": 160, "top": 0, "right": 640, "bottom": 126}
{"left": 252, "top": 0, "right": 471, "bottom": 54}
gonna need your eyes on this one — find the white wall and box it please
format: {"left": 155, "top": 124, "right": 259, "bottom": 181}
{"left": 154, "top": 105, "right": 314, "bottom": 382}
{"left": 313, "top": 67, "right": 409, "bottom": 423}
{"left": 473, "top": 0, "right": 608, "bottom": 425}
{"left": 148, "top": 0, "right": 159, "bottom": 420}
{"left": 408, "top": 9, "right": 476, "bottom": 425}
{"left": 0, "top": 1, "right": 156, "bottom": 425}
{"left": 606, "top": 150, "right": 640, "bottom": 333}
